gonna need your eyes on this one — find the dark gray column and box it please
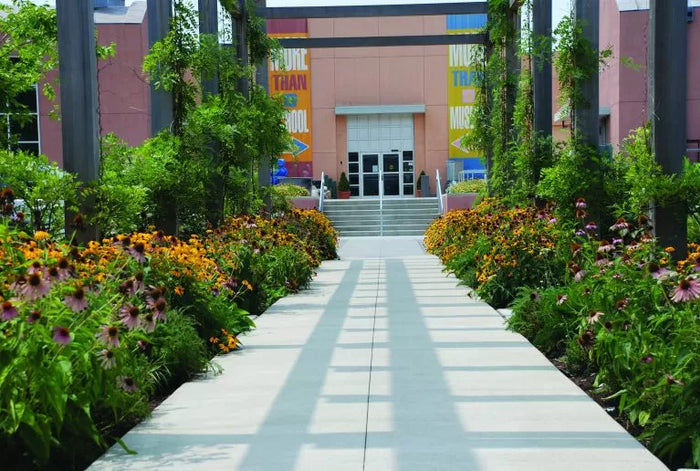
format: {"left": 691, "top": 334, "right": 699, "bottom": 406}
{"left": 57, "top": 0, "right": 100, "bottom": 242}
{"left": 649, "top": 0, "right": 688, "bottom": 257}
{"left": 199, "top": 0, "right": 219, "bottom": 96}
{"left": 533, "top": 0, "right": 552, "bottom": 140}
{"left": 236, "top": 0, "right": 249, "bottom": 98}
{"left": 148, "top": 0, "right": 173, "bottom": 134}
{"left": 256, "top": 0, "right": 270, "bottom": 191}
{"left": 573, "top": 0, "right": 599, "bottom": 148}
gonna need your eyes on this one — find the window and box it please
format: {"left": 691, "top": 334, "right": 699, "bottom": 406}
{"left": 1, "top": 85, "right": 40, "bottom": 154}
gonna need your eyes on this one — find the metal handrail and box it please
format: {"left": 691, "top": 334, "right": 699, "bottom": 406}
{"left": 436, "top": 169, "right": 443, "bottom": 214}
{"left": 379, "top": 167, "right": 384, "bottom": 236}
{"left": 319, "top": 171, "right": 325, "bottom": 212}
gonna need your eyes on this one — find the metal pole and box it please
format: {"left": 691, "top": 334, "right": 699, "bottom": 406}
{"left": 148, "top": 0, "right": 173, "bottom": 135}
{"left": 57, "top": 0, "right": 100, "bottom": 242}
{"left": 573, "top": 0, "right": 599, "bottom": 148}
{"left": 533, "top": 0, "right": 552, "bottom": 141}
{"left": 199, "top": 0, "right": 219, "bottom": 96}
{"left": 649, "top": 0, "right": 688, "bottom": 257}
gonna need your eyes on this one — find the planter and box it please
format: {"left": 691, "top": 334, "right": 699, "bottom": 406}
{"left": 338, "top": 190, "right": 351, "bottom": 200}
{"left": 441, "top": 193, "right": 478, "bottom": 214}
{"left": 290, "top": 196, "right": 319, "bottom": 210}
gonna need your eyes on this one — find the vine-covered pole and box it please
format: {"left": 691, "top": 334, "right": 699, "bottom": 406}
{"left": 148, "top": 0, "right": 173, "bottom": 134}
{"left": 199, "top": 0, "right": 219, "bottom": 96}
{"left": 506, "top": 1, "right": 521, "bottom": 132}
{"left": 57, "top": 0, "right": 100, "bottom": 242}
{"left": 573, "top": 0, "right": 598, "bottom": 148}
{"left": 532, "top": 0, "right": 552, "bottom": 142}
{"left": 256, "top": 0, "right": 271, "bottom": 193}
{"left": 649, "top": 0, "right": 688, "bottom": 258}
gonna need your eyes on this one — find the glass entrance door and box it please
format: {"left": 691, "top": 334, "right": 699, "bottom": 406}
{"left": 359, "top": 151, "right": 414, "bottom": 197}
{"left": 361, "top": 154, "right": 380, "bottom": 196}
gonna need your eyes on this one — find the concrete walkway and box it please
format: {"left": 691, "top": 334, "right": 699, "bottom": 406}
{"left": 89, "top": 237, "right": 668, "bottom": 471}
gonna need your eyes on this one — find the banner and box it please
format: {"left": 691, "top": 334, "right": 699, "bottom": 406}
{"left": 268, "top": 31, "right": 313, "bottom": 164}
{"left": 447, "top": 14, "right": 487, "bottom": 162}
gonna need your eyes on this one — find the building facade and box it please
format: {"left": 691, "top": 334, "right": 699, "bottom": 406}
{"left": 19, "top": 0, "right": 700, "bottom": 197}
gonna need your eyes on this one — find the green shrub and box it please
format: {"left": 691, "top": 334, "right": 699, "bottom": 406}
{"left": 447, "top": 179, "right": 486, "bottom": 194}
{"left": 0, "top": 150, "right": 78, "bottom": 235}
{"left": 273, "top": 184, "right": 310, "bottom": 197}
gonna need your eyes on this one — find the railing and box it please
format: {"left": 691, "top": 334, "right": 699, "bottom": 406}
{"left": 379, "top": 167, "right": 384, "bottom": 236}
{"left": 318, "top": 171, "right": 325, "bottom": 212}
{"left": 436, "top": 169, "right": 444, "bottom": 214}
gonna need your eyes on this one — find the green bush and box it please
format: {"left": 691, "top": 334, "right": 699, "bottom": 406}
{"left": 273, "top": 184, "right": 310, "bottom": 197}
{"left": 0, "top": 150, "right": 78, "bottom": 235}
{"left": 447, "top": 179, "right": 486, "bottom": 194}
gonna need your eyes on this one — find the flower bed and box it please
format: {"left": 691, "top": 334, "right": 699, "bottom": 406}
{"left": 0, "top": 209, "right": 337, "bottom": 469}
{"left": 425, "top": 197, "right": 700, "bottom": 468}
{"left": 425, "top": 198, "right": 566, "bottom": 307}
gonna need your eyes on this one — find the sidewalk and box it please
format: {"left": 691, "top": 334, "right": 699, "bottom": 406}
{"left": 89, "top": 237, "right": 668, "bottom": 471}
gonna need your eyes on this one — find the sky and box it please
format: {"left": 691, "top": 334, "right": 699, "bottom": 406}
{"left": 5, "top": 0, "right": 572, "bottom": 30}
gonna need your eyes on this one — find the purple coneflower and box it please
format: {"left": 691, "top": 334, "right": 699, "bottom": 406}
{"left": 588, "top": 310, "right": 605, "bottom": 324}
{"left": 97, "top": 325, "right": 120, "bottom": 347}
{"left": 574, "top": 269, "right": 587, "bottom": 281}
{"left": 119, "top": 304, "right": 141, "bottom": 330}
{"left": 64, "top": 286, "right": 89, "bottom": 312}
{"left": 117, "top": 376, "right": 138, "bottom": 393}
{"left": 647, "top": 262, "right": 671, "bottom": 280}
{"left": 610, "top": 218, "right": 629, "bottom": 231}
{"left": 133, "top": 272, "right": 144, "bottom": 293}
{"left": 27, "top": 310, "right": 41, "bottom": 323}
{"left": 575, "top": 198, "right": 587, "bottom": 209}
{"left": 671, "top": 278, "right": 700, "bottom": 303}
{"left": 27, "top": 261, "right": 43, "bottom": 275}
{"left": 641, "top": 355, "right": 653, "bottom": 364}
{"left": 99, "top": 349, "right": 117, "bottom": 369}
{"left": 2, "top": 301, "right": 19, "bottom": 321}
{"left": 56, "top": 258, "right": 72, "bottom": 281}
{"left": 141, "top": 313, "right": 156, "bottom": 333}
{"left": 137, "top": 339, "right": 151, "bottom": 353}
{"left": 597, "top": 240, "right": 615, "bottom": 253}
{"left": 612, "top": 238, "right": 623, "bottom": 245}
{"left": 575, "top": 229, "right": 586, "bottom": 237}
{"left": 556, "top": 294, "right": 568, "bottom": 305}
{"left": 548, "top": 217, "right": 557, "bottom": 224}
{"left": 584, "top": 221, "right": 598, "bottom": 232}
{"left": 152, "top": 298, "right": 167, "bottom": 322}
{"left": 24, "top": 272, "right": 52, "bottom": 301}
{"left": 616, "top": 297, "right": 630, "bottom": 310}
{"left": 10, "top": 275, "right": 27, "bottom": 296}
{"left": 53, "top": 326, "right": 71, "bottom": 345}
{"left": 127, "top": 242, "right": 147, "bottom": 264}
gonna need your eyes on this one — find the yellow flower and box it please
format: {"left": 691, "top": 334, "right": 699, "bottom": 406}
{"left": 242, "top": 280, "right": 253, "bottom": 291}
{"left": 664, "top": 246, "right": 675, "bottom": 254}
{"left": 33, "top": 231, "right": 50, "bottom": 242}
{"left": 174, "top": 286, "right": 184, "bottom": 296}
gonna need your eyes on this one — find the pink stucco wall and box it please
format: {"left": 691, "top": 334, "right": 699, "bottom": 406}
{"left": 309, "top": 15, "right": 449, "bottom": 189}
{"left": 600, "top": 0, "right": 700, "bottom": 149}
{"left": 39, "top": 17, "right": 151, "bottom": 166}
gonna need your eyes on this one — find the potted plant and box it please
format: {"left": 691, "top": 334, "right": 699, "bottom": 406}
{"left": 416, "top": 170, "right": 426, "bottom": 197}
{"left": 442, "top": 178, "right": 486, "bottom": 212}
{"left": 338, "top": 172, "right": 351, "bottom": 199}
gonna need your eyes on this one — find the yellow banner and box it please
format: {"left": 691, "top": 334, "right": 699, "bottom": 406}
{"left": 447, "top": 18, "right": 483, "bottom": 159}
{"left": 269, "top": 34, "right": 313, "bottom": 162}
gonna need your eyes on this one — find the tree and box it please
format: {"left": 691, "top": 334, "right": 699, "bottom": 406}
{"left": 0, "top": 0, "right": 58, "bottom": 150}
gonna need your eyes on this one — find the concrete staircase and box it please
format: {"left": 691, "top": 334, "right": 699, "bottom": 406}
{"left": 323, "top": 198, "right": 439, "bottom": 236}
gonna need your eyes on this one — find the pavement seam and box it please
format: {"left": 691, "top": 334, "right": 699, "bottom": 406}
{"left": 362, "top": 254, "right": 382, "bottom": 470}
